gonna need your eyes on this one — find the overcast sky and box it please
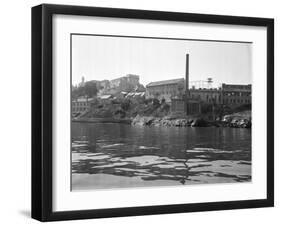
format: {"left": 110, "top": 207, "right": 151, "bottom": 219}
{"left": 72, "top": 35, "right": 252, "bottom": 88}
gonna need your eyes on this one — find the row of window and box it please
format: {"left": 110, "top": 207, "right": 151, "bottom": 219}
{"left": 72, "top": 107, "right": 88, "bottom": 112}
{"left": 224, "top": 92, "right": 251, "bottom": 97}
{"left": 148, "top": 90, "right": 178, "bottom": 96}
{"left": 72, "top": 102, "right": 89, "bottom": 107}
{"left": 149, "top": 91, "right": 251, "bottom": 99}
{"left": 191, "top": 94, "right": 221, "bottom": 101}
{"left": 223, "top": 99, "right": 251, "bottom": 104}
{"left": 191, "top": 93, "right": 251, "bottom": 105}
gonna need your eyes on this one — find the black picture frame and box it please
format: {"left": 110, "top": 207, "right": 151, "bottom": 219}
{"left": 31, "top": 3, "right": 274, "bottom": 222}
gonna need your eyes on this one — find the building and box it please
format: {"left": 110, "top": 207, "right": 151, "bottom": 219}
{"left": 125, "top": 74, "right": 140, "bottom": 86}
{"left": 170, "top": 54, "right": 202, "bottom": 115}
{"left": 171, "top": 95, "right": 202, "bottom": 115}
{"left": 169, "top": 54, "right": 202, "bottom": 115}
{"left": 171, "top": 96, "right": 186, "bottom": 113}
{"left": 110, "top": 74, "right": 140, "bottom": 92}
{"left": 162, "top": 53, "right": 252, "bottom": 116}
{"left": 169, "top": 54, "right": 252, "bottom": 115}
{"left": 189, "top": 88, "right": 222, "bottom": 105}
{"left": 98, "top": 94, "right": 113, "bottom": 104}
{"left": 146, "top": 78, "right": 185, "bottom": 103}
{"left": 72, "top": 97, "right": 93, "bottom": 114}
{"left": 78, "top": 76, "right": 85, "bottom": 87}
{"left": 188, "top": 84, "right": 251, "bottom": 107}
{"left": 98, "top": 80, "right": 110, "bottom": 90}
{"left": 125, "top": 91, "right": 146, "bottom": 103}
{"left": 221, "top": 83, "right": 251, "bottom": 106}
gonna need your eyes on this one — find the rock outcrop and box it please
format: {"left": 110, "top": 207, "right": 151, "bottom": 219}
{"left": 221, "top": 111, "right": 251, "bottom": 128}
{"left": 131, "top": 111, "right": 251, "bottom": 128}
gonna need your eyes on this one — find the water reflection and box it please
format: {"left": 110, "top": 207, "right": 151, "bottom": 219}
{"left": 72, "top": 122, "right": 251, "bottom": 190}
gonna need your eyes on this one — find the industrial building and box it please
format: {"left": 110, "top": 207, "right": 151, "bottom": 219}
{"left": 170, "top": 54, "right": 251, "bottom": 115}
{"left": 145, "top": 78, "right": 185, "bottom": 103}
{"left": 171, "top": 54, "right": 202, "bottom": 115}
{"left": 189, "top": 88, "right": 222, "bottom": 105}
{"left": 188, "top": 85, "right": 251, "bottom": 107}
{"left": 221, "top": 83, "right": 251, "bottom": 106}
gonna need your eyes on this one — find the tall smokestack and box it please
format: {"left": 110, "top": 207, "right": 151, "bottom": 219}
{"left": 185, "top": 54, "right": 189, "bottom": 97}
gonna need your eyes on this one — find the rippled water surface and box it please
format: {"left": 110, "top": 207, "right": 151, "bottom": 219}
{"left": 72, "top": 122, "right": 251, "bottom": 190}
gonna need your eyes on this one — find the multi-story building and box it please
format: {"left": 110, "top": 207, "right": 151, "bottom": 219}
{"left": 110, "top": 74, "right": 140, "bottom": 92}
{"left": 72, "top": 97, "right": 93, "bottom": 114}
{"left": 187, "top": 84, "right": 251, "bottom": 107}
{"left": 98, "top": 80, "right": 110, "bottom": 90}
{"left": 189, "top": 88, "right": 222, "bottom": 105}
{"left": 125, "top": 74, "right": 140, "bottom": 86}
{"left": 145, "top": 78, "right": 185, "bottom": 103}
{"left": 221, "top": 83, "right": 251, "bottom": 106}
{"left": 170, "top": 54, "right": 252, "bottom": 115}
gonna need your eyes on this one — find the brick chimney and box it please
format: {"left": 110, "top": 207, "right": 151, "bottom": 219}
{"left": 185, "top": 54, "right": 189, "bottom": 97}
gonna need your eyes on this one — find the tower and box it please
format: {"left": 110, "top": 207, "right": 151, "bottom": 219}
{"left": 185, "top": 54, "right": 189, "bottom": 97}
{"left": 207, "top": 77, "right": 213, "bottom": 89}
{"left": 80, "top": 76, "right": 85, "bottom": 87}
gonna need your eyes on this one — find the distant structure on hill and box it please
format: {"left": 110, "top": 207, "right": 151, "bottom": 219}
{"left": 78, "top": 76, "right": 86, "bottom": 87}
{"left": 75, "top": 74, "right": 144, "bottom": 97}
{"left": 110, "top": 74, "right": 140, "bottom": 91}
{"left": 98, "top": 74, "right": 143, "bottom": 95}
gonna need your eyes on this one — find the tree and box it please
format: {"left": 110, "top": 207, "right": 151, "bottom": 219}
{"left": 83, "top": 81, "right": 98, "bottom": 98}
{"left": 121, "top": 99, "right": 131, "bottom": 111}
{"left": 152, "top": 98, "right": 160, "bottom": 107}
{"left": 201, "top": 103, "right": 213, "bottom": 114}
{"left": 72, "top": 81, "right": 98, "bottom": 99}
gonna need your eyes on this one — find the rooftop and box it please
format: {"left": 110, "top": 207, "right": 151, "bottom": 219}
{"left": 125, "top": 92, "right": 145, "bottom": 98}
{"left": 99, "top": 94, "right": 112, "bottom": 99}
{"left": 73, "top": 97, "right": 94, "bottom": 102}
{"left": 146, "top": 78, "right": 184, "bottom": 87}
{"left": 111, "top": 74, "right": 140, "bottom": 82}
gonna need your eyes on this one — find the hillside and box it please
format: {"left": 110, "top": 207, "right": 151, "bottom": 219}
{"left": 81, "top": 98, "right": 170, "bottom": 119}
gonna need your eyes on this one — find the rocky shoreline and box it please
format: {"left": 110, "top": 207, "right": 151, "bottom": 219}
{"left": 73, "top": 110, "right": 251, "bottom": 129}
{"left": 72, "top": 118, "right": 131, "bottom": 124}
{"left": 131, "top": 113, "right": 251, "bottom": 128}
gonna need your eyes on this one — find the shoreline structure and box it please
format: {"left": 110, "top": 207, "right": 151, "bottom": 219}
{"left": 72, "top": 111, "right": 251, "bottom": 128}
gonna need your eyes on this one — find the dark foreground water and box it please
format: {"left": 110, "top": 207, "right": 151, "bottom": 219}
{"left": 72, "top": 122, "right": 251, "bottom": 190}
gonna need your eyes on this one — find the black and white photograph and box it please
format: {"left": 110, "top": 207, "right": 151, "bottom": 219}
{"left": 71, "top": 34, "right": 252, "bottom": 190}
{"left": 29, "top": 3, "right": 274, "bottom": 222}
